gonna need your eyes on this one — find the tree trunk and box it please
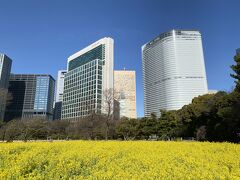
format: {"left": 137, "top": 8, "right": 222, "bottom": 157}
{"left": 2, "top": 129, "right": 6, "bottom": 142}
{"left": 105, "top": 118, "right": 110, "bottom": 140}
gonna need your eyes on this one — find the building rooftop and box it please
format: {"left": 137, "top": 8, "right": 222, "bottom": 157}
{"left": 68, "top": 37, "right": 113, "bottom": 62}
{"left": 10, "top": 74, "right": 55, "bottom": 81}
{"left": 142, "top": 29, "right": 201, "bottom": 50}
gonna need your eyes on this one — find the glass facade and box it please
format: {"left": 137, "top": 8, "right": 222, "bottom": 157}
{"left": 0, "top": 54, "right": 12, "bottom": 120}
{"left": 62, "top": 59, "right": 103, "bottom": 119}
{"left": 4, "top": 74, "right": 55, "bottom": 121}
{"left": 68, "top": 45, "right": 105, "bottom": 71}
{"left": 34, "top": 76, "right": 49, "bottom": 110}
{"left": 0, "top": 54, "right": 12, "bottom": 89}
{"left": 62, "top": 37, "right": 114, "bottom": 120}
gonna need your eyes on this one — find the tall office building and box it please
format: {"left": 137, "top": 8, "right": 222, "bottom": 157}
{"left": 142, "top": 30, "right": 208, "bottom": 117}
{"left": 5, "top": 74, "right": 55, "bottom": 121}
{"left": 0, "top": 54, "right": 12, "bottom": 89}
{"left": 61, "top": 37, "right": 114, "bottom": 119}
{"left": 114, "top": 70, "right": 137, "bottom": 118}
{"left": 56, "top": 70, "right": 67, "bottom": 102}
{"left": 54, "top": 70, "right": 67, "bottom": 120}
{"left": 0, "top": 54, "right": 12, "bottom": 120}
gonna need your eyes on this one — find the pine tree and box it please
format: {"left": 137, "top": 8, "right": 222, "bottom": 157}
{"left": 231, "top": 52, "right": 240, "bottom": 92}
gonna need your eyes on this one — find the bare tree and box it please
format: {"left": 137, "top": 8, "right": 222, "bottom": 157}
{"left": 20, "top": 118, "right": 50, "bottom": 141}
{"left": 102, "top": 88, "right": 120, "bottom": 140}
{"left": 0, "top": 88, "right": 7, "bottom": 99}
{"left": 49, "top": 119, "right": 70, "bottom": 140}
{"left": 3, "top": 119, "right": 22, "bottom": 142}
{"left": 0, "top": 121, "right": 7, "bottom": 141}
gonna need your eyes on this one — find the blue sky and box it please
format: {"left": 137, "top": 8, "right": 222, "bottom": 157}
{"left": 0, "top": 0, "right": 240, "bottom": 117}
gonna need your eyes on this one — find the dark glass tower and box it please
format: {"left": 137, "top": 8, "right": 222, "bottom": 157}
{"left": 0, "top": 54, "right": 12, "bottom": 120}
{"left": 4, "top": 74, "right": 55, "bottom": 121}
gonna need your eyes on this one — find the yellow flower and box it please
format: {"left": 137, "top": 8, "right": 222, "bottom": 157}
{"left": 0, "top": 141, "right": 239, "bottom": 179}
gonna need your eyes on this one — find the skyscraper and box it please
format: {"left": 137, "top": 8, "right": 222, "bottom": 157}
{"left": 61, "top": 37, "right": 114, "bottom": 119}
{"left": 54, "top": 70, "right": 67, "bottom": 120}
{"left": 114, "top": 70, "right": 137, "bottom": 118}
{"left": 0, "top": 54, "right": 12, "bottom": 120}
{"left": 142, "top": 30, "right": 208, "bottom": 117}
{"left": 0, "top": 54, "right": 12, "bottom": 89}
{"left": 5, "top": 74, "right": 55, "bottom": 121}
{"left": 56, "top": 70, "right": 67, "bottom": 102}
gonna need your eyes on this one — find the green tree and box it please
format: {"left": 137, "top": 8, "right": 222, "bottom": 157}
{"left": 116, "top": 117, "right": 139, "bottom": 140}
{"left": 157, "top": 110, "right": 180, "bottom": 140}
{"left": 137, "top": 113, "right": 158, "bottom": 140}
{"left": 231, "top": 52, "right": 240, "bottom": 92}
{"left": 177, "top": 93, "right": 221, "bottom": 138}
{"left": 212, "top": 91, "right": 240, "bottom": 142}
{"left": 148, "top": 113, "right": 158, "bottom": 137}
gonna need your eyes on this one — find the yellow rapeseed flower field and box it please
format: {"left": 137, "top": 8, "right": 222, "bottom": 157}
{"left": 0, "top": 141, "right": 239, "bottom": 179}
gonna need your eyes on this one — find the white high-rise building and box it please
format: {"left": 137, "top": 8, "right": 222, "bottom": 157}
{"left": 61, "top": 37, "right": 114, "bottom": 119}
{"left": 56, "top": 70, "right": 67, "bottom": 102}
{"left": 142, "top": 30, "right": 208, "bottom": 117}
{"left": 54, "top": 70, "right": 67, "bottom": 120}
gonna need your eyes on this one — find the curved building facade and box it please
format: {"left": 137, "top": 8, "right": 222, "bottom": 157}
{"left": 142, "top": 30, "right": 208, "bottom": 117}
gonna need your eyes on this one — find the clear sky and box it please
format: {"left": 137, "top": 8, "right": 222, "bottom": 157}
{"left": 0, "top": 0, "right": 240, "bottom": 117}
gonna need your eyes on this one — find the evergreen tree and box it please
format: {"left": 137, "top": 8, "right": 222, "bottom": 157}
{"left": 231, "top": 52, "right": 240, "bottom": 92}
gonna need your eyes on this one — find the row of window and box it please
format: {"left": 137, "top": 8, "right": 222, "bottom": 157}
{"left": 66, "top": 66, "right": 101, "bottom": 82}
{"left": 62, "top": 46, "right": 106, "bottom": 119}
{"left": 64, "top": 74, "right": 102, "bottom": 90}
{"left": 62, "top": 109, "right": 102, "bottom": 119}
{"left": 63, "top": 90, "right": 99, "bottom": 102}
{"left": 65, "top": 71, "right": 98, "bottom": 84}
{"left": 63, "top": 93, "right": 102, "bottom": 105}
{"left": 68, "top": 45, "right": 105, "bottom": 71}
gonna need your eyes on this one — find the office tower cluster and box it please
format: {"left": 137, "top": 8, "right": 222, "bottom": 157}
{"left": 1, "top": 29, "right": 220, "bottom": 121}
{"left": 0, "top": 37, "right": 137, "bottom": 122}
{"left": 142, "top": 30, "right": 208, "bottom": 117}
{"left": 0, "top": 53, "right": 55, "bottom": 121}
{"left": 58, "top": 37, "right": 137, "bottom": 120}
